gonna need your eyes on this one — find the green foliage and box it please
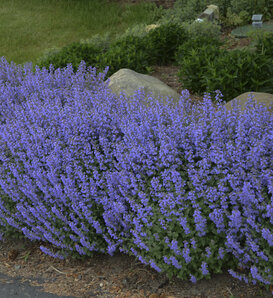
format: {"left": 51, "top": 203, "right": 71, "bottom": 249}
{"left": 264, "top": 0, "right": 273, "bottom": 19}
{"left": 230, "top": 0, "right": 273, "bottom": 20}
{"left": 174, "top": 35, "right": 224, "bottom": 92}
{"left": 79, "top": 31, "right": 116, "bottom": 54}
{"left": 32, "top": 0, "right": 273, "bottom": 83}
{"left": 249, "top": 30, "right": 273, "bottom": 58}
{"left": 156, "top": 0, "right": 249, "bottom": 24}
{"left": 34, "top": 46, "right": 62, "bottom": 68}
{"left": 174, "top": 38, "right": 222, "bottom": 65}
{"left": 203, "top": 49, "right": 273, "bottom": 100}
{"left": 137, "top": 1, "right": 167, "bottom": 25}
{"left": 144, "top": 21, "right": 190, "bottom": 65}
{"left": 157, "top": 0, "right": 210, "bottom": 24}
{"left": 223, "top": 8, "right": 250, "bottom": 28}
{"left": 157, "top": 0, "right": 273, "bottom": 29}
{"left": 34, "top": 31, "right": 116, "bottom": 73}
{"left": 229, "top": 0, "right": 253, "bottom": 15}
{"left": 175, "top": 41, "right": 223, "bottom": 94}
{"left": 0, "top": 186, "right": 30, "bottom": 241}
{"left": 175, "top": 42, "right": 273, "bottom": 102}
{"left": 35, "top": 41, "right": 105, "bottom": 73}
{"left": 114, "top": 22, "right": 156, "bottom": 40}
{"left": 43, "top": 21, "right": 190, "bottom": 80}
{"left": 94, "top": 35, "right": 154, "bottom": 80}
{"left": 182, "top": 19, "right": 222, "bottom": 41}
{"left": 34, "top": 20, "right": 189, "bottom": 77}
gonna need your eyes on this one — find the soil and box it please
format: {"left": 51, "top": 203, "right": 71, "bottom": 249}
{"left": 0, "top": 235, "right": 273, "bottom": 298}
{"left": 1, "top": 1, "right": 272, "bottom": 298}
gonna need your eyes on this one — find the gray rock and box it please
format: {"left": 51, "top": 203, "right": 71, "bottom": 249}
{"left": 224, "top": 92, "right": 273, "bottom": 114}
{"left": 102, "top": 68, "right": 182, "bottom": 109}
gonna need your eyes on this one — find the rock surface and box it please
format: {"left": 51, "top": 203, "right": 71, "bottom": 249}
{"left": 224, "top": 92, "right": 273, "bottom": 114}
{"left": 103, "top": 68, "right": 182, "bottom": 108}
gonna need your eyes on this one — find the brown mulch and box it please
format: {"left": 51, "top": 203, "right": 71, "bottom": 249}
{"left": 1, "top": 234, "right": 273, "bottom": 298}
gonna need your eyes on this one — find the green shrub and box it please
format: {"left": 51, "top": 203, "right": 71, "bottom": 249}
{"left": 175, "top": 42, "right": 223, "bottom": 94}
{"left": 176, "top": 43, "right": 273, "bottom": 102}
{"left": 174, "top": 35, "right": 223, "bottom": 64}
{"left": 249, "top": 31, "right": 273, "bottom": 58}
{"left": 79, "top": 31, "right": 116, "bottom": 54}
{"left": 223, "top": 8, "right": 250, "bottom": 28}
{"left": 35, "top": 42, "right": 105, "bottom": 73}
{"left": 35, "top": 46, "right": 62, "bottom": 68}
{"left": 182, "top": 19, "right": 222, "bottom": 41}
{"left": 138, "top": 1, "right": 167, "bottom": 24}
{"left": 203, "top": 49, "right": 273, "bottom": 100}
{"left": 157, "top": 0, "right": 210, "bottom": 24}
{"left": 264, "top": 0, "right": 273, "bottom": 19}
{"left": 174, "top": 35, "right": 223, "bottom": 94}
{"left": 94, "top": 35, "right": 154, "bottom": 79}
{"left": 144, "top": 21, "right": 189, "bottom": 65}
{"left": 114, "top": 22, "right": 157, "bottom": 40}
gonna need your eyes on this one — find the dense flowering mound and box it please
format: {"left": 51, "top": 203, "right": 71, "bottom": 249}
{"left": 0, "top": 57, "right": 272, "bottom": 293}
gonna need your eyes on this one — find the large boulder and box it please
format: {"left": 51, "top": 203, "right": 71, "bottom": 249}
{"left": 102, "top": 68, "right": 182, "bottom": 108}
{"left": 224, "top": 92, "right": 273, "bottom": 114}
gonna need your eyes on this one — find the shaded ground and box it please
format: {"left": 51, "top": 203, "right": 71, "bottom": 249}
{"left": 0, "top": 271, "right": 75, "bottom": 298}
{"left": 0, "top": 236, "right": 272, "bottom": 298}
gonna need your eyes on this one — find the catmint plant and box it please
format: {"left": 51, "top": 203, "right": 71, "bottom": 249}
{"left": 0, "top": 57, "right": 272, "bottom": 294}
{"left": 105, "top": 90, "right": 273, "bottom": 290}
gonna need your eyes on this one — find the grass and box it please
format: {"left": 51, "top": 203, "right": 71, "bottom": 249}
{"left": 0, "top": 0, "right": 165, "bottom": 68}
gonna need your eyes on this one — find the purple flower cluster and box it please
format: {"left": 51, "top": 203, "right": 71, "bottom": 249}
{"left": 0, "top": 57, "right": 273, "bottom": 292}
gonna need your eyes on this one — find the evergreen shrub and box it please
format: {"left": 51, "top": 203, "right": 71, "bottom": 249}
{"left": 0, "top": 58, "right": 272, "bottom": 293}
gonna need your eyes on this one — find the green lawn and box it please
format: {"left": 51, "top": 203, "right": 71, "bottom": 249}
{"left": 0, "top": 0, "right": 165, "bottom": 68}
